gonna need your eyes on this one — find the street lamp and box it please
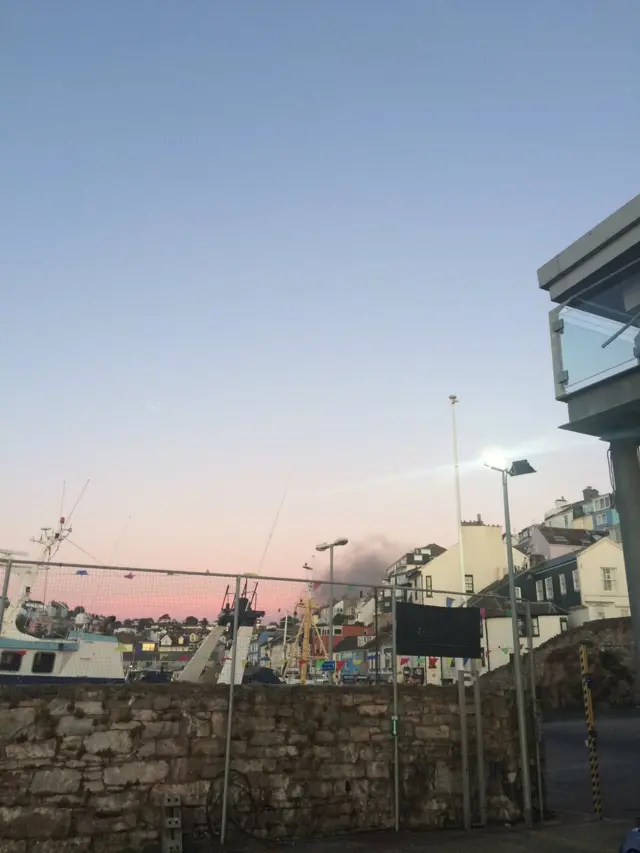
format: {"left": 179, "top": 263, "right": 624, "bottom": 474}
{"left": 484, "top": 453, "right": 536, "bottom": 828}
{"left": 315, "top": 538, "right": 348, "bottom": 660}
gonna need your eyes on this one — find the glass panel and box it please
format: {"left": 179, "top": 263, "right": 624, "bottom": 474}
{"left": 552, "top": 271, "right": 640, "bottom": 395}
{"left": 558, "top": 304, "right": 637, "bottom": 392}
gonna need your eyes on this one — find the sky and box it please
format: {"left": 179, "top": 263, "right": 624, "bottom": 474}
{"left": 2, "top": 1, "right": 640, "bottom": 611}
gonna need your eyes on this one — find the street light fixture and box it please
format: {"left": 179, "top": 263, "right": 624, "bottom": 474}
{"left": 484, "top": 454, "right": 535, "bottom": 828}
{"left": 315, "top": 538, "right": 349, "bottom": 661}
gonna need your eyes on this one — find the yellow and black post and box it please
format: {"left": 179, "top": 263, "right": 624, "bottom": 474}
{"left": 579, "top": 644, "right": 602, "bottom": 819}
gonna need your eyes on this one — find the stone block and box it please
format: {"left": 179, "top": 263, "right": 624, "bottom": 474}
{"left": 191, "top": 737, "right": 224, "bottom": 758}
{"left": 154, "top": 737, "right": 188, "bottom": 758}
{"left": 367, "top": 761, "right": 390, "bottom": 779}
{"left": 89, "top": 789, "right": 146, "bottom": 816}
{"left": 415, "top": 725, "right": 451, "bottom": 740}
{"left": 73, "top": 701, "right": 103, "bottom": 717}
{"left": 5, "top": 740, "right": 56, "bottom": 762}
{"left": 31, "top": 768, "right": 81, "bottom": 795}
{"left": 103, "top": 760, "right": 168, "bottom": 786}
{"left": 83, "top": 729, "right": 133, "bottom": 755}
{"left": 0, "top": 806, "right": 71, "bottom": 839}
{"left": 149, "top": 781, "right": 208, "bottom": 807}
{"left": 349, "top": 727, "right": 371, "bottom": 743}
{"left": 314, "top": 730, "right": 335, "bottom": 744}
{"left": 56, "top": 716, "right": 95, "bottom": 737}
{"left": 357, "top": 703, "right": 388, "bottom": 717}
{"left": 132, "top": 709, "right": 157, "bottom": 723}
{"left": 29, "top": 840, "right": 91, "bottom": 853}
{"left": 0, "top": 708, "right": 36, "bottom": 740}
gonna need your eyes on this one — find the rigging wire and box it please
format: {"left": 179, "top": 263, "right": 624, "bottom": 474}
{"left": 255, "top": 476, "right": 290, "bottom": 575}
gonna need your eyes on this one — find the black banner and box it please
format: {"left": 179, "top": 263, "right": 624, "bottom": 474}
{"left": 395, "top": 602, "right": 482, "bottom": 659}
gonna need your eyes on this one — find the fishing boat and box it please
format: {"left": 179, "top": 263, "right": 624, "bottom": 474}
{"left": 0, "top": 504, "right": 125, "bottom": 685}
{"left": 0, "top": 561, "right": 126, "bottom": 685}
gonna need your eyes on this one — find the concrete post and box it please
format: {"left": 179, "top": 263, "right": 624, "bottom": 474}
{"left": 609, "top": 439, "right": 640, "bottom": 699}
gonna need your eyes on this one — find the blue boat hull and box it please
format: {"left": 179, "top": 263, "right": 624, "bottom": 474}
{"left": 0, "top": 675, "right": 125, "bottom": 685}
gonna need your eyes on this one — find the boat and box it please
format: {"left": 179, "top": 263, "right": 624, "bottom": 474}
{"left": 0, "top": 561, "right": 126, "bottom": 685}
{"left": 0, "top": 508, "right": 126, "bottom": 685}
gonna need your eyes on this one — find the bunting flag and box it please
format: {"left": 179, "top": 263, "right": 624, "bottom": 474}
{"left": 428, "top": 656, "right": 438, "bottom": 669}
{"left": 463, "top": 658, "right": 469, "bottom": 666}
{"left": 124, "top": 573, "right": 134, "bottom": 580}
{"left": 445, "top": 597, "right": 454, "bottom": 608}
{"left": 76, "top": 570, "right": 88, "bottom": 576}
{"left": 480, "top": 608, "right": 486, "bottom": 619}
{"left": 400, "top": 657, "right": 410, "bottom": 665}
{"left": 501, "top": 647, "right": 510, "bottom": 656}
{"left": 449, "top": 658, "right": 456, "bottom": 668}
{"left": 313, "top": 582, "right": 322, "bottom": 590}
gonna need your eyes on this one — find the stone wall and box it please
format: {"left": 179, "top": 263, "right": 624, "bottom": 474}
{"left": 0, "top": 682, "right": 528, "bottom": 852}
{"left": 483, "top": 617, "right": 635, "bottom": 710}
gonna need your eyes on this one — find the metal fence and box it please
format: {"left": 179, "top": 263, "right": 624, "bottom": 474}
{"left": 0, "top": 558, "right": 544, "bottom": 840}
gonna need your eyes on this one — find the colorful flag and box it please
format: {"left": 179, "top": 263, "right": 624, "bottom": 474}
{"left": 76, "top": 570, "right": 88, "bottom": 576}
{"left": 449, "top": 658, "right": 455, "bottom": 668}
{"left": 400, "top": 657, "right": 410, "bottom": 665}
{"left": 480, "top": 608, "right": 486, "bottom": 619}
{"left": 463, "top": 658, "right": 469, "bottom": 666}
{"left": 446, "top": 597, "right": 454, "bottom": 608}
{"left": 124, "top": 573, "right": 134, "bottom": 580}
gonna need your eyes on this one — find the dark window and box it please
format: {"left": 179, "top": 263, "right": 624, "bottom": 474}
{"left": 518, "top": 615, "right": 540, "bottom": 637}
{"left": 464, "top": 574, "right": 474, "bottom": 594}
{"left": 425, "top": 576, "right": 433, "bottom": 598}
{"left": 32, "top": 652, "right": 55, "bottom": 674}
{"left": 560, "top": 617, "right": 569, "bottom": 633}
{"left": 0, "top": 651, "right": 22, "bottom": 672}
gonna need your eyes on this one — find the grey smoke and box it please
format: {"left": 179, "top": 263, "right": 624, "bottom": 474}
{"left": 314, "top": 536, "right": 407, "bottom": 600}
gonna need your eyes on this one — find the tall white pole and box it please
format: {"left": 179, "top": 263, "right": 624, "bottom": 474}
{"left": 449, "top": 395, "right": 466, "bottom": 605}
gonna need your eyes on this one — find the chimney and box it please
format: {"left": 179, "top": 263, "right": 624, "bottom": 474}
{"left": 583, "top": 486, "right": 599, "bottom": 501}
{"left": 477, "top": 513, "right": 483, "bottom": 525}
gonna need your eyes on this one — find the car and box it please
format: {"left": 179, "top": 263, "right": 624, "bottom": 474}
{"left": 619, "top": 827, "right": 640, "bottom": 852}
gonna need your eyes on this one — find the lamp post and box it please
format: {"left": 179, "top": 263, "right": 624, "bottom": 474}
{"left": 484, "top": 455, "right": 536, "bottom": 828}
{"left": 449, "top": 395, "right": 466, "bottom": 606}
{"left": 315, "top": 538, "right": 348, "bottom": 661}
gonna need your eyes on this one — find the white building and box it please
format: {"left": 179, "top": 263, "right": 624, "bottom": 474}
{"left": 415, "top": 521, "right": 526, "bottom": 606}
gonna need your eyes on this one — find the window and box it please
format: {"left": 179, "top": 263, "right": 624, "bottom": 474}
{"left": 32, "top": 652, "right": 56, "bottom": 674}
{"left": 601, "top": 567, "right": 617, "bottom": 592}
{"left": 560, "top": 617, "right": 568, "bottom": 633}
{"left": 545, "top": 577, "right": 554, "bottom": 600}
{"left": 595, "top": 607, "right": 606, "bottom": 620}
{"left": 572, "top": 568, "right": 581, "bottom": 592}
{"left": 464, "top": 574, "right": 474, "bottom": 594}
{"left": 0, "top": 651, "right": 22, "bottom": 672}
{"left": 424, "top": 576, "right": 433, "bottom": 598}
{"left": 515, "top": 587, "right": 522, "bottom": 600}
{"left": 518, "top": 615, "right": 540, "bottom": 637}
{"left": 595, "top": 513, "right": 607, "bottom": 526}
{"left": 536, "top": 580, "right": 544, "bottom": 602}
{"left": 413, "top": 554, "right": 423, "bottom": 562}
{"left": 559, "top": 574, "right": 567, "bottom": 595}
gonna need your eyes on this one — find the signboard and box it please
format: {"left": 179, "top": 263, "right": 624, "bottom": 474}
{"left": 395, "top": 602, "right": 482, "bottom": 659}
{"left": 321, "top": 660, "right": 336, "bottom": 673}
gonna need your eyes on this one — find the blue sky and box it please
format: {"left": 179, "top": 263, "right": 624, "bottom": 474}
{"left": 2, "top": 1, "right": 640, "bottom": 585}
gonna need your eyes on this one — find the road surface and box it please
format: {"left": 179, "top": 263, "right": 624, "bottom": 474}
{"left": 543, "top": 709, "right": 640, "bottom": 821}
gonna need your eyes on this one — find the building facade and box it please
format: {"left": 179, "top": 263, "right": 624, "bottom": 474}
{"left": 542, "top": 487, "right": 621, "bottom": 542}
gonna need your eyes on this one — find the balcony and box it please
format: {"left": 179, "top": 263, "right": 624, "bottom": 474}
{"left": 550, "top": 272, "right": 640, "bottom": 398}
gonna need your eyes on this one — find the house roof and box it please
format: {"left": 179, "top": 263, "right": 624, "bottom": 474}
{"left": 536, "top": 526, "right": 607, "bottom": 547}
{"left": 335, "top": 635, "right": 362, "bottom": 652}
